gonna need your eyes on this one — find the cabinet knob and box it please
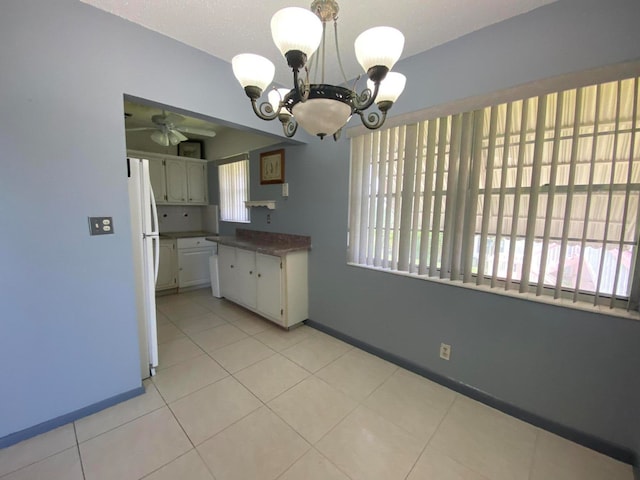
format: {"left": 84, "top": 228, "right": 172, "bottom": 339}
{"left": 258, "top": 273, "right": 261, "bottom": 278}
{"left": 249, "top": 271, "right": 253, "bottom": 275}
{"left": 230, "top": 265, "right": 234, "bottom": 269}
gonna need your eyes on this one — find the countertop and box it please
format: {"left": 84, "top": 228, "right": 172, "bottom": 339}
{"left": 159, "top": 230, "right": 216, "bottom": 239}
{"left": 206, "top": 229, "right": 311, "bottom": 257}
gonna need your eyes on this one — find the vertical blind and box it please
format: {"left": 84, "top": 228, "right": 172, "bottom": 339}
{"left": 218, "top": 155, "right": 250, "bottom": 223}
{"left": 348, "top": 76, "right": 640, "bottom": 309}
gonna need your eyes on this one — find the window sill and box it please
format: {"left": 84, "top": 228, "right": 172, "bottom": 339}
{"left": 347, "top": 262, "right": 640, "bottom": 322}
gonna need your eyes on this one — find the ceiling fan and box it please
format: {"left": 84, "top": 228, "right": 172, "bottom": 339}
{"left": 125, "top": 111, "right": 217, "bottom": 146}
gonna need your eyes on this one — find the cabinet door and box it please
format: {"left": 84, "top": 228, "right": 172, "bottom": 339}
{"left": 156, "top": 240, "right": 176, "bottom": 290}
{"left": 165, "top": 159, "right": 187, "bottom": 204}
{"left": 148, "top": 158, "right": 167, "bottom": 204}
{"left": 178, "top": 248, "right": 213, "bottom": 287}
{"left": 236, "top": 249, "right": 257, "bottom": 309}
{"left": 218, "top": 245, "right": 238, "bottom": 301}
{"left": 186, "top": 161, "right": 207, "bottom": 204}
{"left": 256, "top": 253, "right": 283, "bottom": 325}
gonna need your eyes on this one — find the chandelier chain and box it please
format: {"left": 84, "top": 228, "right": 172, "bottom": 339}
{"left": 334, "top": 19, "right": 350, "bottom": 86}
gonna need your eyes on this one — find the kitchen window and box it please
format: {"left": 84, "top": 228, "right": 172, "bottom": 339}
{"left": 348, "top": 76, "right": 640, "bottom": 311}
{"left": 218, "top": 155, "right": 250, "bottom": 223}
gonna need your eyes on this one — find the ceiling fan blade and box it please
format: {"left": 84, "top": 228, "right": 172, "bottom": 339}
{"left": 176, "top": 126, "right": 217, "bottom": 138}
{"left": 152, "top": 112, "right": 185, "bottom": 125}
{"left": 126, "top": 127, "right": 155, "bottom": 132}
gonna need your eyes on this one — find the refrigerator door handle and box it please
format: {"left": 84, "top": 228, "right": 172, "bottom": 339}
{"left": 143, "top": 161, "right": 161, "bottom": 284}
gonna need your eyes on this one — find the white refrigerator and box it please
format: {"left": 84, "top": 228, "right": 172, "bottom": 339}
{"left": 128, "top": 157, "right": 159, "bottom": 379}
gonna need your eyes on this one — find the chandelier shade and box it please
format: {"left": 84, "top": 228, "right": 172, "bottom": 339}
{"left": 271, "top": 7, "right": 323, "bottom": 60}
{"left": 268, "top": 88, "right": 292, "bottom": 114}
{"left": 354, "top": 26, "right": 405, "bottom": 73}
{"left": 290, "top": 85, "right": 353, "bottom": 137}
{"left": 367, "top": 72, "right": 407, "bottom": 104}
{"left": 231, "top": 0, "right": 406, "bottom": 140}
{"left": 231, "top": 53, "right": 275, "bottom": 92}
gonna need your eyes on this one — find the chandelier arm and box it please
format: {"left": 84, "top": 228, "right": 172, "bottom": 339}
{"left": 293, "top": 69, "right": 310, "bottom": 103}
{"left": 250, "top": 98, "right": 280, "bottom": 121}
{"left": 357, "top": 108, "right": 388, "bottom": 130}
{"left": 283, "top": 117, "right": 298, "bottom": 137}
{"left": 351, "top": 81, "right": 380, "bottom": 111}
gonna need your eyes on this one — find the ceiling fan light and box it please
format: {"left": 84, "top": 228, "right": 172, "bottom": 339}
{"left": 232, "top": 53, "right": 275, "bottom": 92}
{"left": 354, "top": 26, "right": 405, "bottom": 72}
{"left": 271, "top": 7, "right": 322, "bottom": 59}
{"left": 151, "top": 130, "right": 169, "bottom": 146}
{"left": 167, "top": 130, "right": 186, "bottom": 145}
{"left": 367, "top": 72, "right": 406, "bottom": 104}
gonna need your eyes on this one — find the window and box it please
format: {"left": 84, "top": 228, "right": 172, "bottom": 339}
{"left": 348, "top": 77, "right": 640, "bottom": 310}
{"left": 218, "top": 155, "right": 250, "bottom": 223}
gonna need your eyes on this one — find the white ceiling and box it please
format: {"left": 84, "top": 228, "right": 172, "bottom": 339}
{"left": 103, "top": 0, "right": 557, "bottom": 141}
{"left": 81, "top": 0, "right": 557, "bottom": 87}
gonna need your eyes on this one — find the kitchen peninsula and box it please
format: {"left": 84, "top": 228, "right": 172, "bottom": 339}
{"left": 208, "top": 229, "right": 310, "bottom": 328}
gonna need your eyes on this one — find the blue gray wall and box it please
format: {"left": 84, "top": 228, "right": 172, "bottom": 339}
{"left": 0, "top": 0, "right": 287, "bottom": 441}
{"left": 1, "top": 0, "right": 639, "bottom": 463}
{"left": 218, "top": 0, "right": 640, "bottom": 460}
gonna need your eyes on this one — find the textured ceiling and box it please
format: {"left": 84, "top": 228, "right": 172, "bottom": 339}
{"left": 80, "top": 0, "right": 557, "bottom": 87}
{"left": 96, "top": 0, "right": 557, "bottom": 138}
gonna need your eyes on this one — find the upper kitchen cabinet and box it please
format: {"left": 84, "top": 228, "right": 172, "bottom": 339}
{"left": 186, "top": 160, "right": 208, "bottom": 204}
{"left": 165, "top": 158, "right": 187, "bottom": 203}
{"left": 147, "top": 157, "right": 168, "bottom": 204}
{"left": 128, "top": 150, "right": 209, "bottom": 206}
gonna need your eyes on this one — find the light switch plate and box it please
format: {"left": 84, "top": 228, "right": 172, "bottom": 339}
{"left": 89, "top": 217, "right": 114, "bottom": 235}
{"left": 282, "top": 183, "right": 289, "bottom": 197}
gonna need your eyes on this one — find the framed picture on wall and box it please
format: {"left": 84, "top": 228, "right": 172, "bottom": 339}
{"left": 178, "top": 140, "right": 203, "bottom": 159}
{"left": 260, "top": 149, "right": 285, "bottom": 184}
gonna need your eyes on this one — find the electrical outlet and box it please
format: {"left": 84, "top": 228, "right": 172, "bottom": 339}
{"left": 88, "top": 217, "right": 114, "bottom": 236}
{"left": 440, "top": 343, "right": 451, "bottom": 361}
{"left": 266, "top": 213, "right": 271, "bottom": 224}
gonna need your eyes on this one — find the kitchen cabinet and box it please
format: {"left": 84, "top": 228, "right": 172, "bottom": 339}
{"left": 256, "top": 253, "right": 282, "bottom": 323}
{"left": 127, "top": 150, "right": 208, "bottom": 206}
{"left": 218, "top": 245, "right": 256, "bottom": 306}
{"left": 165, "top": 159, "right": 187, "bottom": 204}
{"left": 236, "top": 249, "right": 257, "bottom": 309}
{"left": 156, "top": 239, "right": 177, "bottom": 291}
{"left": 217, "top": 246, "right": 308, "bottom": 328}
{"left": 186, "top": 161, "right": 208, "bottom": 204}
{"left": 177, "top": 237, "right": 214, "bottom": 288}
{"left": 218, "top": 245, "right": 238, "bottom": 301}
{"left": 148, "top": 157, "right": 167, "bottom": 204}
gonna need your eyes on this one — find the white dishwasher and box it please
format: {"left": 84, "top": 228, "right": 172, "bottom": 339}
{"left": 177, "top": 237, "right": 215, "bottom": 289}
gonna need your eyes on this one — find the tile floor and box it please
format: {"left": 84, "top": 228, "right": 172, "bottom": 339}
{"left": 0, "top": 288, "right": 634, "bottom": 480}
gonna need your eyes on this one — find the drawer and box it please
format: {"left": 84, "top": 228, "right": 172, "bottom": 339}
{"left": 177, "top": 237, "right": 209, "bottom": 249}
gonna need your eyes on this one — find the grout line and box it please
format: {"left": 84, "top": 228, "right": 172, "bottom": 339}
{"left": 403, "top": 392, "right": 458, "bottom": 480}
{"left": 166, "top": 401, "right": 196, "bottom": 450}
{"left": 526, "top": 428, "right": 542, "bottom": 480}
{"left": 72, "top": 423, "right": 87, "bottom": 480}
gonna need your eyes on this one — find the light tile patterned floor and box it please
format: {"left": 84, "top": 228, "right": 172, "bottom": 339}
{"left": 0, "top": 288, "right": 634, "bottom": 480}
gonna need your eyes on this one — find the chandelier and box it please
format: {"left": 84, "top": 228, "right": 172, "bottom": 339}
{"left": 231, "top": 0, "right": 406, "bottom": 140}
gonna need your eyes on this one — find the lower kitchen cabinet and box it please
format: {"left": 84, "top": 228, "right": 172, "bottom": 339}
{"left": 217, "top": 245, "right": 308, "bottom": 328}
{"left": 177, "top": 237, "right": 214, "bottom": 288}
{"left": 236, "top": 248, "right": 257, "bottom": 309}
{"left": 256, "top": 253, "right": 282, "bottom": 322}
{"left": 156, "top": 239, "right": 177, "bottom": 291}
{"left": 218, "top": 244, "right": 239, "bottom": 301}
